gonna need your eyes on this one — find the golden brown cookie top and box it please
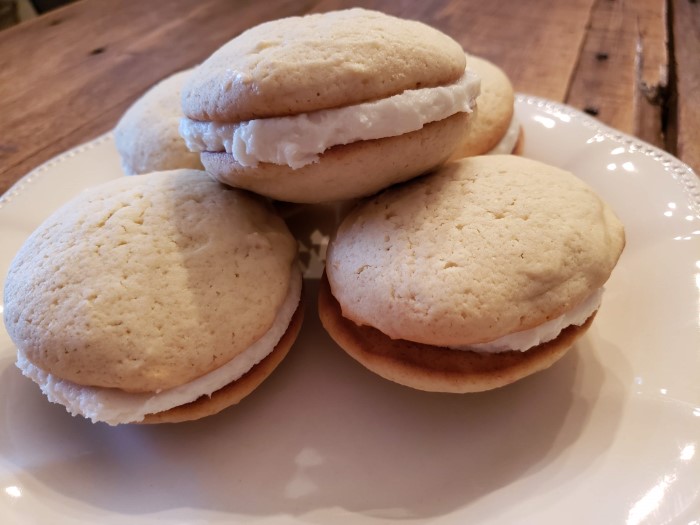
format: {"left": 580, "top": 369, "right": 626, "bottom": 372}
{"left": 452, "top": 55, "right": 516, "bottom": 158}
{"left": 4, "top": 170, "right": 298, "bottom": 393}
{"left": 326, "top": 155, "right": 625, "bottom": 347}
{"left": 115, "top": 70, "right": 203, "bottom": 175}
{"left": 182, "top": 8, "right": 466, "bottom": 123}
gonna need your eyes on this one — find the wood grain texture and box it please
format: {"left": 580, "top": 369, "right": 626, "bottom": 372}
{"left": 566, "top": 0, "right": 668, "bottom": 147}
{"left": 670, "top": 0, "right": 700, "bottom": 173}
{"left": 0, "top": 0, "right": 317, "bottom": 195}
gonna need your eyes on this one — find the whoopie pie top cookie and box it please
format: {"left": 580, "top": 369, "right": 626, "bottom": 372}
{"left": 4, "top": 170, "right": 302, "bottom": 424}
{"left": 179, "top": 8, "right": 481, "bottom": 203}
{"left": 114, "top": 70, "right": 204, "bottom": 175}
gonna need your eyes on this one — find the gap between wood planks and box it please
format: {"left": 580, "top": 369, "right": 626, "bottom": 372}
{"left": 566, "top": 0, "right": 668, "bottom": 147}
{"left": 667, "top": 0, "right": 700, "bottom": 175}
{"left": 566, "top": 0, "right": 699, "bottom": 174}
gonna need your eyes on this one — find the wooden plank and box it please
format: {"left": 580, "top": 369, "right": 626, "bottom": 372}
{"left": 0, "top": 0, "right": 318, "bottom": 195}
{"left": 669, "top": 0, "right": 700, "bottom": 174}
{"left": 310, "top": 0, "right": 596, "bottom": 101}
{"left": 566, "top": 0, "right": 668, "bottom": 147}
{"left": 634, "top": 1, "right": 669, "bottom": 149}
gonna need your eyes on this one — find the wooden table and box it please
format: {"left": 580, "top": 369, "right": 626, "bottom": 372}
{"left": 0, "top": 0, "right": 697, "bottom": 196}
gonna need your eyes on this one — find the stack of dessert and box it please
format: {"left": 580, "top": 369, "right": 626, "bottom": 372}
{"left": 2, "top": 9, "right": 624, "bottom": 425}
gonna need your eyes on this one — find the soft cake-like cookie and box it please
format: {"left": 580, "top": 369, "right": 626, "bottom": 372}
{"left": 4, "top": 170, "right": 302, "bottom": 424}
{"left": 320, "top": 155, "right": 625, "bottom": 392}
{"left": 115, "top": 70, "right": 204, "bottom": 175}
{"left": 179, "top": 8, "right": 480, "bottom": 203}
{"left": 451, "top": 55, "right": 522, "bottom": 158}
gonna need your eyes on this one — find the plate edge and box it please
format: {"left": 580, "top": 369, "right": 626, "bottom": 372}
{"left": 0, "top": 132, "right": 115, "bottom": 211}
{"left": 516, "top": 94, "right": 700, "bottom": 215}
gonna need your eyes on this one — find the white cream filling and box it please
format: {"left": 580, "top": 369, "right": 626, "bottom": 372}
{"left": 16, "top": 267, "right": 302, "bottom": 425}
{"left": 487, "top": 111, "right": 521, "bottom": 154}
{"left": 452, "top": 288, "right": 603, "bottom": 353}
{"left": 179, "top": 69, "right": 481, "bottom": 169}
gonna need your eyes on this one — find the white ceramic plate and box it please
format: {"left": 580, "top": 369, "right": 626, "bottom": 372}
{"left": 0, "top": 95, "right": 699, "bottom": 525}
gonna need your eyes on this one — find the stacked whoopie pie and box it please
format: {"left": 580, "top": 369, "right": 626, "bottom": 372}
{"left": 114, "top": 69, "right": 203, "bottom": 175}
{"left": 3, "top": 8, "right": 625, "bottom": 425}
{"left": 5, "top": 171, "right": 303, "bottom": 424}
{"left": 450, "top": 55, "right": 523, "bottom": 158}
{"left": 177, "top": 8, "right": 480, "bottom": 203}
{"left": 319, "top": 156, "right": 625, "bottom": 392}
